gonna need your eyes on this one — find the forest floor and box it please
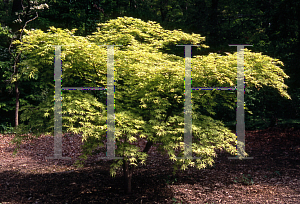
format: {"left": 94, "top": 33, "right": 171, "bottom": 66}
{"left": 0, "top": 126, "right": 300, "bottom": 203}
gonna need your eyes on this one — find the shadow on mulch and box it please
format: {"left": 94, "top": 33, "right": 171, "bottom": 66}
{"left": 0, "top": 163, "right": 175, "bottom": 203}
{"left": 0, "top": 126, "right": 300, "bottom": 203}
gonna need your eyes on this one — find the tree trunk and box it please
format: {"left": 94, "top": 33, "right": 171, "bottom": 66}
{"left": 270, "top": 115, "right": 278, "bottom": 127}
{"left": 129, "top": 0, "right": 133, "bottom": 9}
{"left": 209, "top": 0, "right": 219, "bottom": 46}
{"left": 122, "top": 113, "right": 169, "bottom": 194}
{"left": 9, "top": 0, "right": 38, "bottom": 128}
{"left": 15, "top": 78, "right": 19, "bottom": 127}
{"left": 123, "top": 158, "right": 134, "bottom": 194}
{"left": 12, "top": 0, "right": 22, "bottom": 13}
{"left": 11, "top": 0, "right": 23, "bottom": 127}
{"left": 122, "top": 139, "right": 153, "bottom": 194}
{"left": 160, "top": 0, "right": 169, "bottom": 22}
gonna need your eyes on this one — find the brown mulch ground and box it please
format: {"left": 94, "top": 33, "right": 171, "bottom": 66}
{"left": 0, "top": 127, "right": 300, "bottom": 204}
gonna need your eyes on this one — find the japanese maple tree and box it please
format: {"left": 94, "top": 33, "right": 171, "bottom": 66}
{"left": 12, "top": 17, "right": 290, "bottom": 193}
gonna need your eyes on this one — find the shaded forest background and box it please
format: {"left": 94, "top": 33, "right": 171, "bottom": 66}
{"left": 0, "top": 0, "right": 299, "bottom": 132}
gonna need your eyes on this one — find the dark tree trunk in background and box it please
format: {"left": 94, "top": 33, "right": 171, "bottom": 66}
{"left": 1, "top": 0, "right": 11, "bottom": 26}
{"left": 11, "top": 0, "right": 23, "bottom": 32}
{"left": 15, "top": 79, "right": 20, "bottom": 127}
{"left": 11, "top": 0, "right": 23, "bottom": 127}
{"left": 209, "top": 0, "right": 219, "bottom": 46}
{"left": 10, "top": 0, "right": 38, "bottom": 127}
{"left": 129, "top": 0, "right": 133, "bottom": 9}
{"left": 160, "top": 0, "right": 169, "bottom": 22}
{"left": 112, "top": 0, "right": 119, "bottom": 18}
{"left": 12, "top": 0, "right": 22, "bottom": 12}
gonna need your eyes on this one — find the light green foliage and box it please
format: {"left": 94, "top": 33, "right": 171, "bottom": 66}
{"left": 12, "top": 17, "right": 290, "bottom": 176}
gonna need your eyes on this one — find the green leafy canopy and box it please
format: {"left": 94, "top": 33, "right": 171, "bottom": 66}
{"left": 12, "top": 17, "right": 290, "bottom": 176}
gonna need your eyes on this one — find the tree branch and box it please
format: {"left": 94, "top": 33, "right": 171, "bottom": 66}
{"left": 143, "top": 140, "right": 153, "bottom": 153}
{"left": 8, "top": 11, "right": 38, "bottom": 83}
{"left": 142, "top": 110, "right": 171, "bottom": 153}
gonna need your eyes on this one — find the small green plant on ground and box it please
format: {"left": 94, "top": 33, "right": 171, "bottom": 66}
{"left": 273, "top": 170, "right": 281, "bottom": 177}
{"left": 165, "top": 175, "right": 178, "bottom": 185}
{"left": 0, "top": 122, "right": 15, "bottom": 134}
{"left": 264, "top": 170, "right": 281, "bottom": 179}
{"left": 172, "top": 197, "right": 183, "bottom": 204}
{"left": 233, "top": 173, "right": 254, "bottom": 185}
